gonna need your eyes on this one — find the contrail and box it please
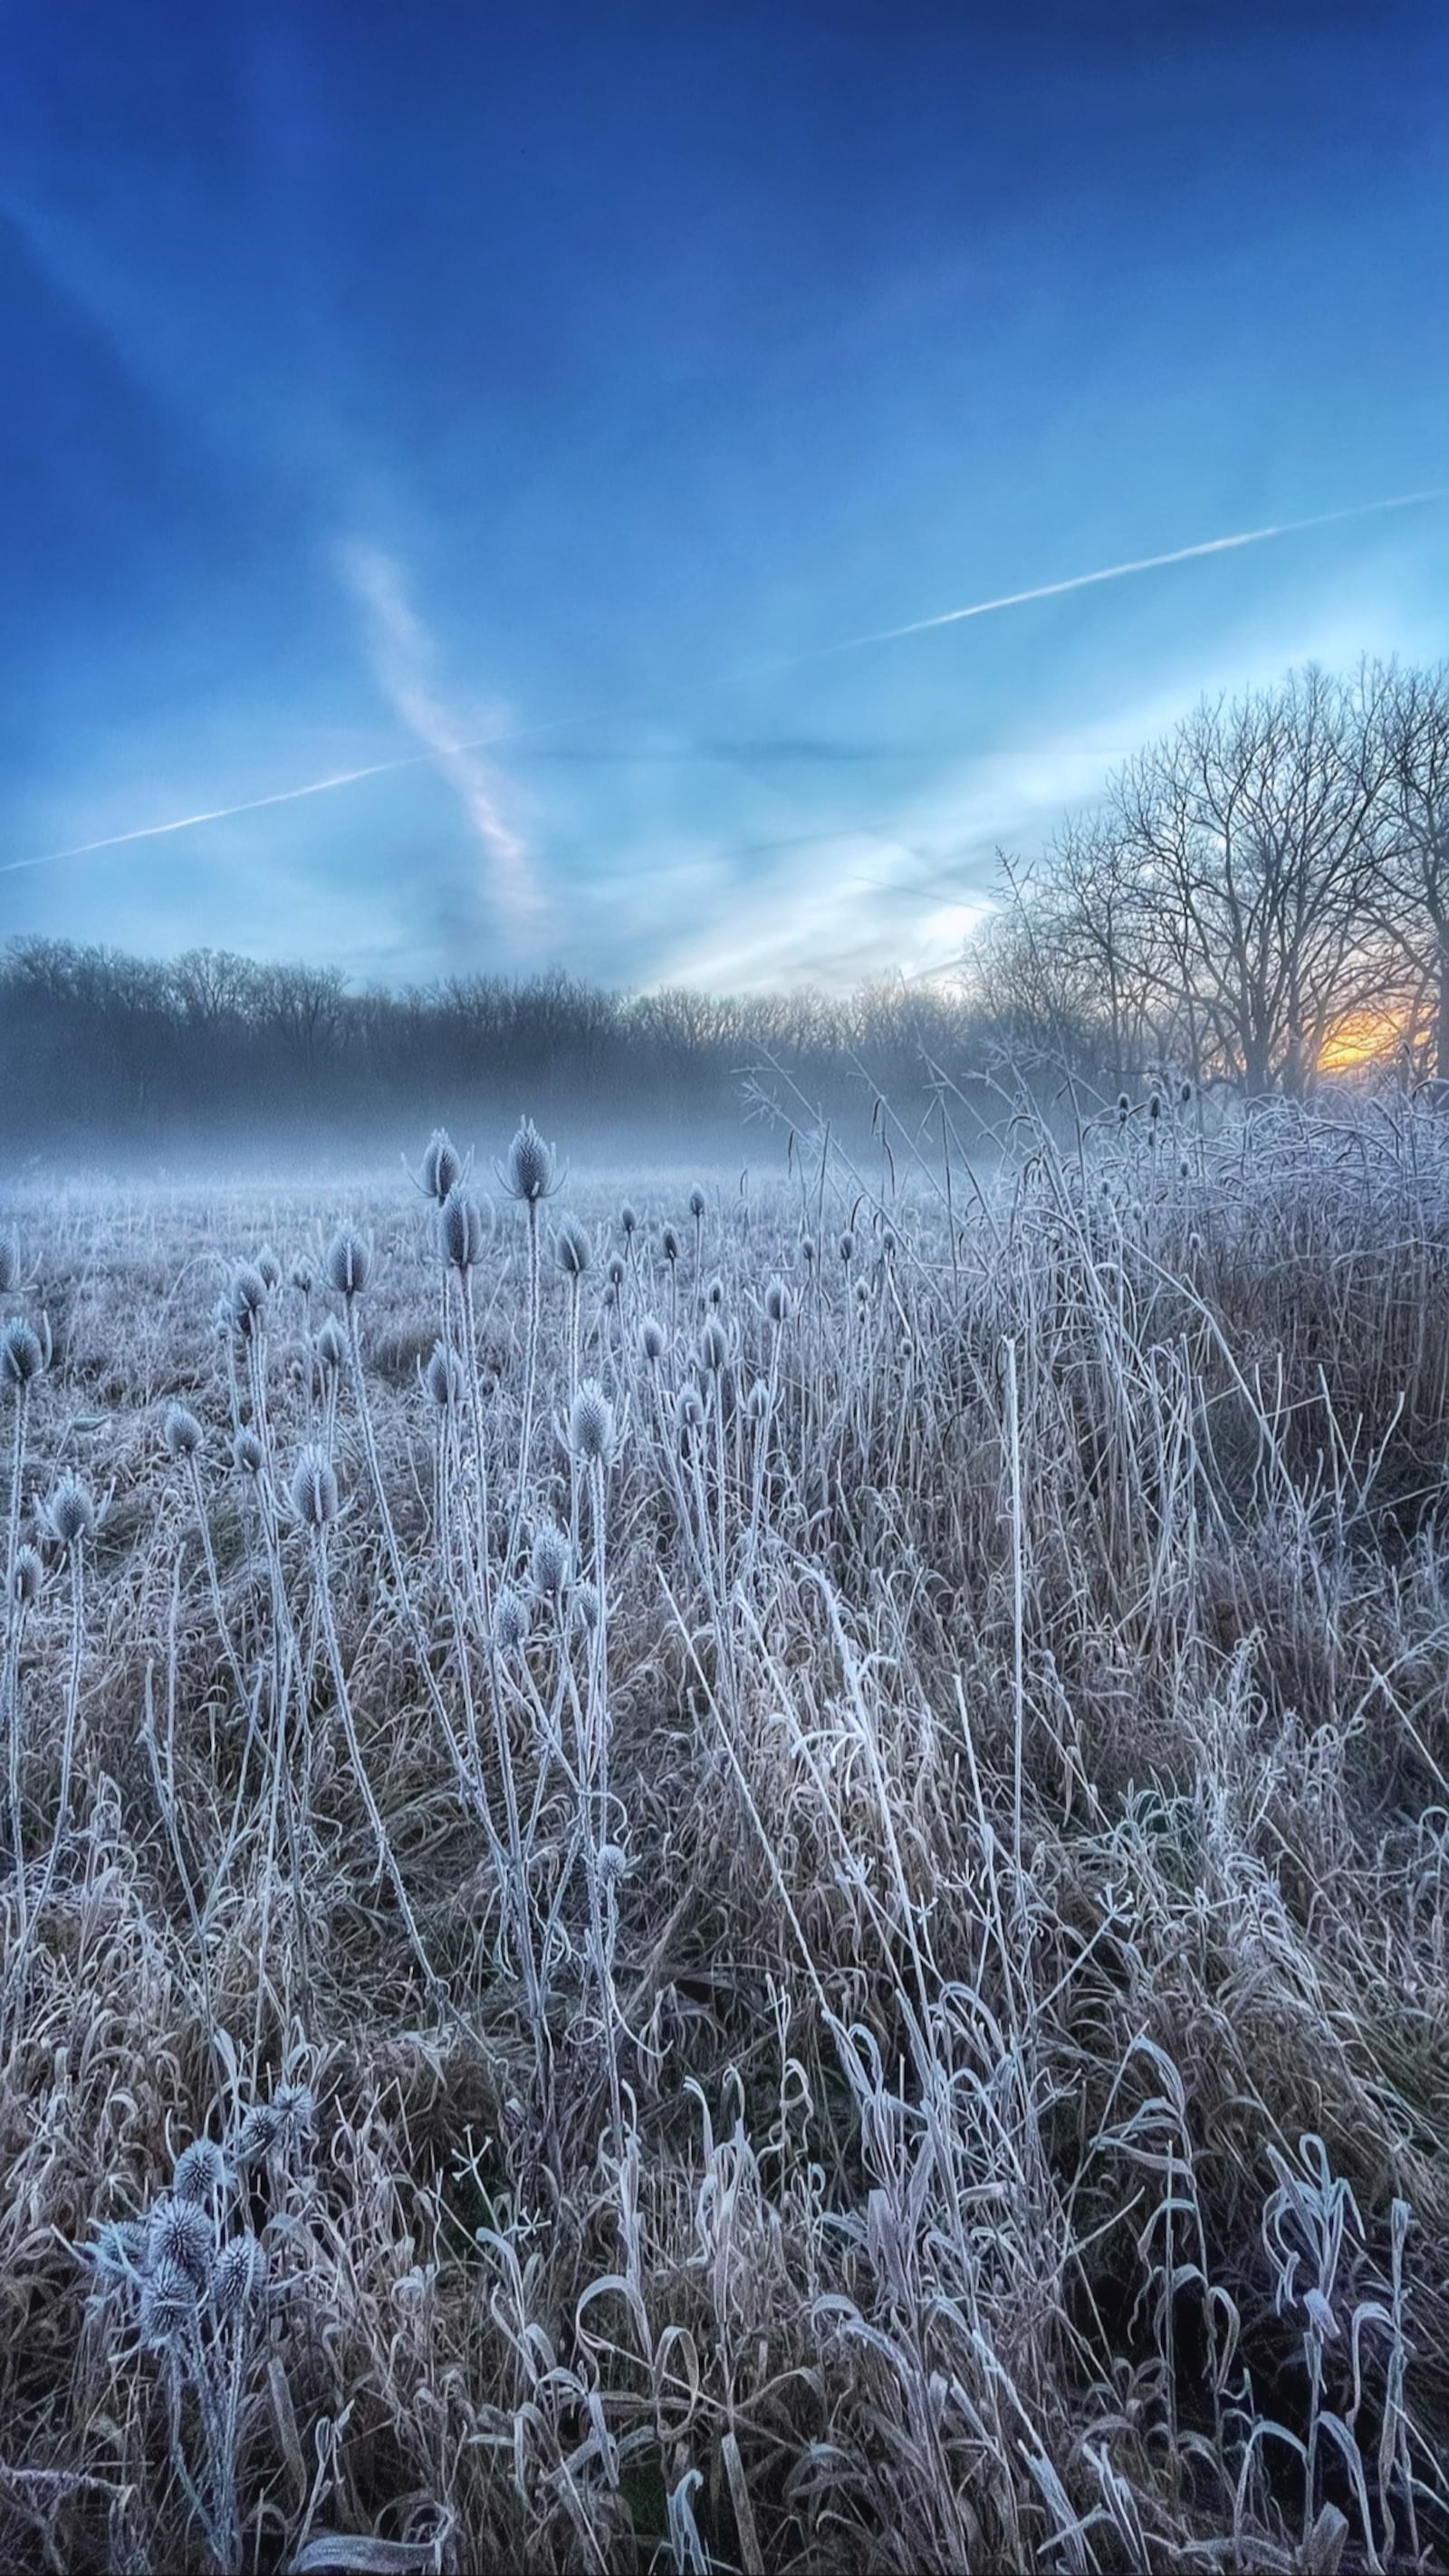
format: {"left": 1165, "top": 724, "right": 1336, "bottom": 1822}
{"left": 5, "top": 485, "right": 1444, "bottom": 879}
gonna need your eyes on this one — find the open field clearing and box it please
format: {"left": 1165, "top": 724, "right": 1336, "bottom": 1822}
{"left": 3, "top": 1092, "right": 1449, "bottom": 2571}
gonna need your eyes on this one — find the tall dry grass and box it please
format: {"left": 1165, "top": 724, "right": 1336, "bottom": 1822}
{"left": 1, "top": 1089, "right": 1448, "bottom": 2572}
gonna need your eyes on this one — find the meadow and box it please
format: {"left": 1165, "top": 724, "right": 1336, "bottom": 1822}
{"left": 2, "top": 1085, "right": 1448, "bottom": 2573}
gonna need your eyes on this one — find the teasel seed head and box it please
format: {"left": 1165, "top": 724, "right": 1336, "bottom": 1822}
{"left": 763, "top": 1279, "right": 790, "bottom": 1326}
{"left": 554, "top": 1216, "right": 591, "bottom": 1279}
{"left": 255, "top": 1246, "right": 283, "bottom": 1293}
{"left": 290, "top": 1255, "right": 316, "bottom": 1297}
{"left": 504, "top": 1118, "right": 554, "bottom": 1206}
{"left": 639, "top": 1314, "right": 666, "bottom": 1364}
{"left": 530, "top": 1522, "right": 571, "bottom": 1600}
{"left": 326, "top": 1226, "right": 372, "bottom": 1298}
{"left": 801, "top": 1236, "right": 815, "bottom": 1269}
{"left": 147, "top": 2195, "right": 215, "bottom": 2283}
{"left": 315, "top": 1315, "right": 347, "bottom": 1377}
{"left": 598, "top": 1842, "right": 630, "bottom": 1888}
{"left": 422, "top": 1341, "right": 465, "bottom": 1408}
{"left": 271, "top": 2081, "right": 315, "bottom": 2149}
{"left": 676, "top": 1384, "right": 703, "bottom": 1439}
{"left": 0, "top": 1233, "right": 19, "bottom": 1293}
{"left": 139, "top": 2257, "right": 199, "bottom": 2345}
{"left": 661, "top": 1226, "right": 680, "bottom": 1264}
{"left": 706, "top": 1274, "right": 724, "bottom": 1311}
{"left": 688, "top": 1186, "right": 706, "bottom": 1221}
{"left": 619, "top": 1202, "right": 638, "bottom": 1240}
{"left": 745, "top": 1377, "right": 771, "bottom": 1423}
{"left": 163, "top": 1401, "right": 204, "bottom": 1460}
{"left": 290, "top": 1446, "right": 340, "bottom": 1529}
{"left": 699, "top": 1318, "right": 728, "bottom": 1375}
{"left": 493, "top": 1586, "right": 530, "bottom": 1655}
{"left": 1, "top": 1317, "right": 48, "bottom": 1389}
{"left": 571, "top": 1580, "right": 600, "bottom": 1635}
{"left": 42, "top": 1473, "right": 97, "bottom": 1552}
{"left": 607, "top": 1256, "right": 625, "bottom": 1290}
{"left": 234, "top": 2103, "right": 281, "bottom": 2166}
{"left": 440, "top": 1186, "right": 487, "bottom": 1275}
{"left": 11, "top": 1545, "right": 43, "bottom": 1609}
{"left": 211, "top": 2234, "right": 267, "bottom": 2319}
{"left": 229, "top": 1264, "right": 268, "bottom": 1338}
{"left": 172, "top": 2138, "right": 228, "bottom": 2208}
{"left": 839, "top": 1231, "right": 854, "bottom": 1267}
{"left": 421, "top": 1128, "right": 463, "bottom": 1204}
{"left": 569, "top": 1379, "right": 615, "bottom": 1464}
{"left": 232, "top": 1428, "right": 264, "bottom": 1479}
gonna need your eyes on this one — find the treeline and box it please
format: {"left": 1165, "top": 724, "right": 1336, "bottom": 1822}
{"left": 0, "top": 942, "right": 1018, "bottom": 1161}
{"left": 974, "top": 659, "right": 1449, "bottom": 1095}
{"left": 8, "top": 656, "right": 1443, "bottom": 1162}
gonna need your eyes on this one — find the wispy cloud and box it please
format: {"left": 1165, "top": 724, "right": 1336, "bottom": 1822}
{"left": 5, "top": 486, "right": 1442, "bottom": 889}
{"left": 339, "top": 539, "right": 545, "bottom": 945}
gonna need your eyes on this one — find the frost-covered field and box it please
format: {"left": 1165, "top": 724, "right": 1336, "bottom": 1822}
{"left": 3, "top": 1095, "right": 1449, "bottom": 2572}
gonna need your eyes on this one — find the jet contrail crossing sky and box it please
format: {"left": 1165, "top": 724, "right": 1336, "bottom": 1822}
{"left": 5, "top": 485, "right": 1444, "bottom": 879}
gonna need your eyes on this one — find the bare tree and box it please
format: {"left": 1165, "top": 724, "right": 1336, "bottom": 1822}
{"left": 1374, "top": 662, "right": 1449, "bottom": 1086}
{"left": 1104, "top": 666, "right": 1395, "bottom": 1095}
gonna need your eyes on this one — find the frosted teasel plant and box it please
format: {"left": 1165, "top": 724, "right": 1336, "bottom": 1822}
{"left": 76, "top": 2093, "right": 312, "bottom": 2576}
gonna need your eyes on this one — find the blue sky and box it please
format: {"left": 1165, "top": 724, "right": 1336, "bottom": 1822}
{"left": 2, "top": 2, "right": 1447, "bottom": 993}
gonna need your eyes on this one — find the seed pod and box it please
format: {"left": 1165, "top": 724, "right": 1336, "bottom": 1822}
{"left": 639, "top": 1315, "right": 666, "bottom": 1363}
{"left": 325, "top": 1226, "right": 372, "bottom": 1297}
{"left": 598, "top": 1842, "right": 630, "bottom": 1887}
{"left": 745, "top": 1377, "right": 771, "bottom": 1423}
{"left": 229, "top": 1264, "right": 268, "bottom": 1338}
{"left": 422, "top": 1342, "right": 465, "bottom": 1408}
{"left": 763, "top": 1279, "right": 789, "bottom": 1326}
{"left": 493, "top": 1586, "right": 529, "bottom": 1654}
{"left": 619, "top": 1203, "right": 638, "bottom": 1240}
{"left": 839, "top": 1231, "right": 854, "bottom": 1267}
{"left": 172, "top": 2138, "right": 228, "bottom": 2208}
{"left": 505, "top": 1119, "right": 553, "bottom": 1205}
{"left": 440, "top": 1186, "right": 487, "bottom": 1275}
{"left": 688, "top": 1186, "right": 705, "bottom": 1221}
{"left": 163, "top": 1401, "right": 204, "bottom": 1459}
{"left": 0, "top": 1234, "right": 19, "bottom": 1293}
{"left": 147, "top": 2196, "right": 215, "bottom": 2283}
{"left": 569, "top": 1380, "right": 615, "bottom": 1463}
{"left": 1, "top": 1318, "right": 46, "bottom": 1389}
{"left": 43, "top": 1474, "right": 97, "bottom": 1551}
{"left": 211, "top": 2234, "right": 267, "bottom": 2318}
{"left": 661, "top": 1226, "right": 680, "bottom": 1264}
{"left": 571, "top": 1580, "right": 600, "bottom": 1635}
{"left": 315, "top": 1316, "right": 347, "bottom": 1376}
{"left": 233, "top": 1428, "right": 264, "bottom": 1478}
{"left": 11, "top": 1545, "right": 43, "bottom": 1608}
{"left": 800, "top": 1236, "right": 815, "bottom": 1269}
{"left": 607, "top": 1256, "right": 625, "bottom": 1290}
{"left": 140, "top": 2256, "right": 199, "bottom": 2344}
{"left": 554, "top": 1216, "right": 591, "bottom": 1279}
{"left": 290, "top": 1256, "right": 316, "bottom": 1297}
{"left": 706, "top": 1275, "right": 724, "bottom": 1310}
{"left": 530, "top": 1523, "right": 571, "bottom": 1600}
{"left": 676, "top": 1384, "right": 703, "bottom": 1437}
{"left": 234, "top": 2103, "right": 281, "bottom": 2166}
{"left": 290, "top": 1446, "right": 339, "bottom": 1529}
{"left": 271, "top": 2081, "right": 315, "bottom": 2149}
{"left": 699, "top": 1319, "right": 727, "bottom": 1374}
{"left": 421, "top": 1128, "right": 463, "bottom": 1204}
{"left": 255, "top": 1246, "right": 283, "bottom": 1292}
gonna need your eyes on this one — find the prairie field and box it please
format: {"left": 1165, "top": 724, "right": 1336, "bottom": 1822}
{"left": 3, "top": 1091, "right": 1449, "bottom": 2573}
